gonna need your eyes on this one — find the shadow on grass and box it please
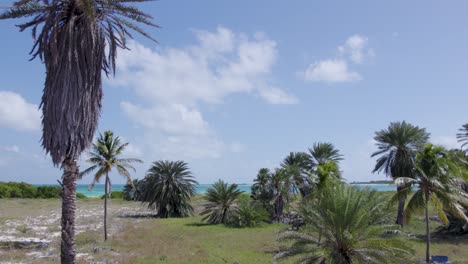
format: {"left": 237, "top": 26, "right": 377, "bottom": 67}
{"left": 117, "top": 213, "right": 159, "bottom": 219}
{"left": 185, "top": 222, "right": 212, "bottom": 227}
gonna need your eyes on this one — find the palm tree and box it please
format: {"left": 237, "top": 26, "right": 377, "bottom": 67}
{"left": 457, "top": 123, "right": 468, "bottom": 151}
{"left": 251, "top": 168, "right": 274, "bottom": 214}
{"left": 1, "top": 1, "right": 156, "bottom": 261}
{"left": 123, "top": 179, "right": 142, "bottom": 201}
{"left": 393, "top": 144, "right": 468, "bottom": 263}
{"left": 371, "top": 121, "right": 429, "bottom": 226}
{"left": 275, "top": 184, "right": 415, "bottom": 264}
{"left": 140, "top": 160, "right": 198, "bottom": 218}
{"left": 80, "top": 131, "right": 142, "bottom": 241}
{"left": 201, "top": 180, "right": 243, "bottom": 224}
{"left": 270, "top": 168, "right": 292, "bottom": 220}
{"left": 281, "top": 152, "right": 312, "bottom": 198}
{"left": 308, "top": 142, "right": 343, "bottom": 167}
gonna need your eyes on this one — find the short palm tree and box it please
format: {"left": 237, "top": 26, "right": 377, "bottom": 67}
{"left": 140, "top": 160, "right": 198, "bottom": 218}
{"left": 281, "top": 152, "right": 312, "bottom": 198}
{"left": 271, "top": 168, "right": 293, "bottom": 220}
{"left": 201, "top": 180, "right": 243, "bottom": 224}
{"left": 251, "top": 168, "right": 274, "bottom": 214}
{"left": 1, "top": 1, "right": 156, "bottom": 261}
{"left": 308, "top": 142, "right": 343, "bottom": 167}
{"left": 371, "top": 121, "right": 429, "bottom": 226}
{"left": 123, "top": 179, "right": 142, "bottom": 201}
{"left": 275, "top": 184, "right": 415, "bottom": 264}
{"left": 393, "top": 144, "right": 468, "bottom": 263}
{"left": 457, "top": 123, "right": 468, "bottom": 151}
{"left": 80, "top": 131, "right": 142, "bottom": 240}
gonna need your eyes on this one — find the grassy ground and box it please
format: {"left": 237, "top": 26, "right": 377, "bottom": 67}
{"left": 0, "top": 198, "right": 467, "bottom": 263}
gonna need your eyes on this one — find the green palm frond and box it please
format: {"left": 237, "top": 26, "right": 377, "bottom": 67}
{"left": 371, "top": 121, "right": 429, "bottom": 179}
{"left": 276, "top": 184, "right": 415, "bottom": 264}
{"left": 140, "top": 160, "right": 198, "bottom": 218}
{"left": 457, "top": 123, "right": 468, "bottom": 150}
{"left": 201, "top": 180, "right": 243, "bottom": 224}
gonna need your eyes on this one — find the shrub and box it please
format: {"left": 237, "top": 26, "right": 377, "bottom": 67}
{"left": 0, "top": 182, "right": 37, "bottom": 198}
{"left": 100, "top": 191, "right": 124, "bottom": 199}
{"left": 76, "top": 193, "right": 87, "bottom": 199}
{"left": 36, "top": 186, "right": 61, "bottom": 198}
{"left": 229, "top": 200, "right": 269, "bottom": 228}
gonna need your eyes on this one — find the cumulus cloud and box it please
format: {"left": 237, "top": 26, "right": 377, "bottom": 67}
{"left": 0, "top": 91, "right": 40, "bottom": 131}
{"left": 302, "top": 59, "right": 361, "bottom": 83}
{"left": 111, "top": 27, "right": 294, "bottom": 106}
{"left": 301, "top": 34, "right": 373, "bottom": 84}
{"left": 111, "top": 26, "right": 292, "bottom": 159}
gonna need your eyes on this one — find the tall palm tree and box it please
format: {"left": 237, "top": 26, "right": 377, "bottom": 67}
{"left": 281, "top": 152, "right": 312, "bottom": 198}
{"left": 201, "top": 180, "right": 243, "bottom": 224}
{"left": 1, "top": 1, "right": 156, "bottom": 262}
{"left": 393, "top": 144, "right": 468, "bottom": 263}
{"left": 371, "top": 121, "right": 429, "bottom": 226}
{"left": 275, "top": 184, "right": 415, "bottom": 264}
{"left": 140, "top": 160, "right": 198, "bottom": 218}
{"left": 80, "top": 131, "right": 142, "bottom": 241}
{"left": 308, "top": 142, "right": 343, "bottom": 167}
{"left": 457, "top": 123, "right": 468, "bottom": 151}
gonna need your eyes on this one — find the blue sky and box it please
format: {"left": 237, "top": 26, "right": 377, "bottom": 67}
{"left": 0, "top": 0, "right": 467, "bottom": 184}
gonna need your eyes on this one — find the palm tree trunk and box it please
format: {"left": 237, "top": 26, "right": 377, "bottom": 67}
{"left": 61, "top": 159, "right": 77, "bottom": 264}
{"left": 425, "top": 194, "right": 430, "bottom": 263}
{"left": 396, "top": 185, "right": 406, "bottom": 227}
{"left": 104, "top": 173, "right": 109, "bottom": 241}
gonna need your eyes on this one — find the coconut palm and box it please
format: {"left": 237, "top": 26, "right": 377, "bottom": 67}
{"left": 80, "top": 131, "right": 142, "bottom": 240}
{"left": 275, "top": 184, "right": 415, "bottom": 264}
{"left": 393, "top": 144, "right": 468, "bottom": 263}
{"left": 457, "top": 123, "right": 468, "bottom": 151}
{"left": 0, "top": 1, "right": 157, "bottom": 261}
{"left": 140, "top": 160, "right": 198, "bottom": 218}
{"left": 308, "top": 142, "right": 343, "bottom": 167}
{"left": 371, "top": 121, "right": 429, "bottom": 226}
{"left": 201, "top": 180, "right": 243, "bottom": 224}
{"left": 281, "top": 152, "right": 312, "bottom": 198}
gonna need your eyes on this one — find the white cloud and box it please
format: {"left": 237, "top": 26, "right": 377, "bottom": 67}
{"left": 0, "top": 91, "right": 40, "bottom": 131}
{"left": 112, "top": 26, "right": 295, "bottom": 106}
{"left": 258, "top": 87, "right": 298, "bottom": 105}
{"left": 301, "top": 34, "right": 373, "bottom": 84}
{"left": 111, "top": 26, "right": 295, "bottom": 159}
{"left": 302, "top": 59, "right": 361, "bottom": 83}
{"left": 338, "top": 34, "right": 374, "bottom": 64}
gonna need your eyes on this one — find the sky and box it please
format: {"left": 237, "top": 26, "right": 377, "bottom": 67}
{"left": 0, "top": 0, "right": 467, "bottom": 184}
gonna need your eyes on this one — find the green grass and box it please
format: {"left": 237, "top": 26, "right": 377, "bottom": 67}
{"left": 0, "top": 197, "right": 467, "bottom": 263}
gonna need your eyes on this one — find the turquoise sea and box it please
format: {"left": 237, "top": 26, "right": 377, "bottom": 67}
{"left": 36, "top": 183, "right": 396, "bottom": 197}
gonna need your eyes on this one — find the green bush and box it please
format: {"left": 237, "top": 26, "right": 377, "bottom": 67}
{"left": 36, "top": 186, "right": 62, "bottom": 198}
{"left": 100, "top": 191, "right": 124, "bottom": 199}
{"left": 0, "top": 182, "right": 37, "bottom": 198}
{"left": 229, "top": 200, "right": 269, "bottom": 228}
{"left": 76, "top": 193, "right": 87, "bottom": 199}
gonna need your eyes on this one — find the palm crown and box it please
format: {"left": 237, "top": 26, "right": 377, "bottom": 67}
{"left": 0, "top": 0, "right": 157, "bottom": 165}
{"left": 372, "top": 121, "right": 429, "bottom": 178}
{"left": 81, "top": 130, "right": 142, "bottom": 190}
{"left": 140, "top": 160, "right": 198, "bottom": 218}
